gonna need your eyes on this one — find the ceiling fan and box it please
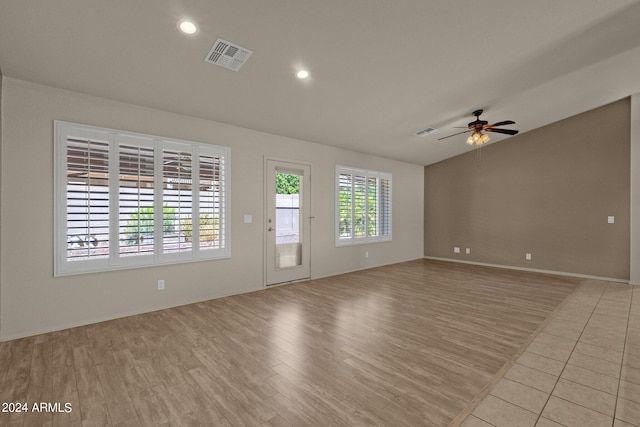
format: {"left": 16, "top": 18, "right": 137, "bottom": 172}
{"left": 438, "top": 109, "right": 519, "bottom": 146}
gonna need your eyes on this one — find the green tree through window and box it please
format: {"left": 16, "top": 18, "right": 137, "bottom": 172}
{"left": 276, "top": 174, "right": 299, "bottom": 194}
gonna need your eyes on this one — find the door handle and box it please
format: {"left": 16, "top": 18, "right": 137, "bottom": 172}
{"left": 268, "top": 227, "right": 273, "bottom": 232}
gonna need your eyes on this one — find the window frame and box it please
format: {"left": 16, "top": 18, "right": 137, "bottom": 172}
{"left": 54, "top": 121, "right": 231, "bottom": 276}
{"left": 335, "top": 165, "right": 392, "bottom": 246}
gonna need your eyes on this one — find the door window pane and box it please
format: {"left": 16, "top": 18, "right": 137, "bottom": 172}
{"left": 275, "top": 173, "right": 300, "bottom": 244}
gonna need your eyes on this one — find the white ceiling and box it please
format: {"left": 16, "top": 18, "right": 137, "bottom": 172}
{"left": 2, "top": 0, "right": 640, "bottom": 165}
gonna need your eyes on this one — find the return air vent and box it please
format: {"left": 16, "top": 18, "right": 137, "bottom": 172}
{"left": 415, "top": 127, "right": 438, "bottom": 137}
{"left": 204, "top": 38, "right": 253, "bottom": 72}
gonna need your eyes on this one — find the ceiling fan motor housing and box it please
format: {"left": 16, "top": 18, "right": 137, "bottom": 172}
{"left": 469, "top": 109, "right": 488, "bottom": 129}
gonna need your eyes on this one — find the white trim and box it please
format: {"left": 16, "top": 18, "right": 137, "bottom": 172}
{"left": 424, "top": 256, "right": 633, "bottom": 284}
{"left": 335, "top": 165, "right": 392, "bottom": 246}
{"left": 310, "top": 258, "right": 418, "bottom": 281}
{"left": 263, "top": 157, "right": 313, "bottom": 286}
{"left": 53, "top": 121, "right": 231, "bottom": 276}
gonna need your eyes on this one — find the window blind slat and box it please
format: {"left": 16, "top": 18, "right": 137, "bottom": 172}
{"left": 163, "top": 149, "right": 192, "bottom": 254}
{"left": 336, "top": 166, "right": 392, "bottom": 245}
{"left": 66, "top": 138, "right": 110, "bottom": 261}
{"left": 338, "top": 173, "right": 353, "bottom": 239}
{"left": 56, "top": 121, "right": 231, "bottom": 276}
{"left": 353, "top": 175, "right": 367, "bottom": 238}
{"left": 118, "top": 144, "right": 155, "bottom": 257}
{"left": 198, "top": 153, "right": 222, "bottom": 250}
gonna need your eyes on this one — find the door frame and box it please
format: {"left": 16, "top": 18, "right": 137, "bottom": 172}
{"left": 263, "top": 157, "right": 312, "bottom": 286}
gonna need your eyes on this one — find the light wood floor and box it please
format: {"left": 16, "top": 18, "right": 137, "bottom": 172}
{"left": 0, "top": 259, "right": 579, "bottom": 427}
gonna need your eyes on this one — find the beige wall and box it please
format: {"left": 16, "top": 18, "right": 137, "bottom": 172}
{"left": 0, "top": 77, "right": 424, "bottom": 340}
{"left": 0, "top": 73, "right": 3, "bottom": 335}
{"left": 424, "top": 99, "right": 631, "bottom": 280}
{"left": 632, "top": 93, "right": 640, "bottom": 285}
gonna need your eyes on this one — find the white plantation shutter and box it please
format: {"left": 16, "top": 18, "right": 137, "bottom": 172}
{"left": 335, "top": 166, "right": 392, "bottom": 246}
{"left": 367, "top": 176, "right": 378, "bottom": 237}
{"left": 65, "top": 135, "right": 110, "bottom": 262}
{"left": 55, "top": 121, "right": 230, "bottom": 276}
{"left": 198, "top": 152, "right": 225, "bottom": 251}
{"left": 338, "top": 173, "right": 353, "bottom": 239}
{"left": 118, "top": 138, "right": 155, "bottom": 259}
{"left": 162, "top": 146, "right": 193, "bottom": 255}
{"left": 353, "top": 174, "right": 367, "bottom": 238}
{"left": 379, "top": 176, "right": 391, "bottom": 238}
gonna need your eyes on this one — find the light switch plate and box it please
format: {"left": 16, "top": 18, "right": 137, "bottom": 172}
{"left": 608, "top": 216, "right": 615, "bottom": 224}
{"left": 244, "top": 215, "right": 253, "bottom": 224}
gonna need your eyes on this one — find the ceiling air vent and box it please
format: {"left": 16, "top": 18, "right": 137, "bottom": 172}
{"left": 415, "top": 127, "right": 438, "bottom": 137}
{"left": 204, "top": 38, "right": 253, "bottom": 72}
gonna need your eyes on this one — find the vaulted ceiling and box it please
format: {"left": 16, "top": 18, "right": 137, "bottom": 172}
{"left": 2, "top": 0, "right": 640, "bottom": 165}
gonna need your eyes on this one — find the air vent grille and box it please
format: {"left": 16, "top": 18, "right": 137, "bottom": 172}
{"left": 204, "top": 38, "right": 253, "bottom": 72}
{"left": 415, "top": 127, "right": 438, "bottom": 137}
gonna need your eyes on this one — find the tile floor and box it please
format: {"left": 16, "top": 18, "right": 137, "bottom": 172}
{"left": 461, "top": 279, "right": 640, "bottom": 427}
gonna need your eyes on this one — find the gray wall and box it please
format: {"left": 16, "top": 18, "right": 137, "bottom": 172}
{"left": 425, "top": 99, "right": 630, "bottom": 280}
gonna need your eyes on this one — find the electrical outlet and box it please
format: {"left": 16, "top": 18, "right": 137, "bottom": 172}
{"left": 365, "top": 251, "right": 369, "bottom": 258}
{"left": 608, "top": 216, "right": 615, "bottom": 224}
{"left": 525, "top": 253, "right": 532, "bottom": 261}
{"left": 454, "top": 247, "right": 461, "bottom": 254}
{"left": 157, "top": 279, "right": 165, "bottom": 291}
{"left": 465, "top": 248, "right": 471, "bottom": 255}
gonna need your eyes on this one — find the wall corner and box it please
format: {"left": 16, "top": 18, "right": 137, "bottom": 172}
{"left": 631, "top": 93, "right": 640, "bottom": 285}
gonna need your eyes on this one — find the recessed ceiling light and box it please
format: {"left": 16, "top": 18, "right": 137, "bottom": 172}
{"left": 178, "top": 20, "right": 198, "bottom": 35}
{"left": 296, "top": 70, "right": 310, "bottom": 79}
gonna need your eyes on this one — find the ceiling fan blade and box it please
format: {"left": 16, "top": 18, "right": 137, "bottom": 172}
{"left": 485, "top": 120, "right": 515, "bottom": 128}
{"left": 485, "top": 128, "right": 519, "bottom": 135}
{"left": 437, "top": 130, "right": 471, "bottom": 140}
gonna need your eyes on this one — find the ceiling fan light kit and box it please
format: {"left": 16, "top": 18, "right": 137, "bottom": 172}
{"left": 466, "top": 131, "right": 490, "bottom": 146}
{"left": 439, "top": 109, "right": 519, "bottom": 146}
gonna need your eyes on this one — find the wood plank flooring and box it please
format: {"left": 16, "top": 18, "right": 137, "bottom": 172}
{"left": 0, "top": 259, "right": 579, "bottom": 426}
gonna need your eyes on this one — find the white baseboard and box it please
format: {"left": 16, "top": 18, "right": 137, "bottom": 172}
{"left": 311, "top": 257, "right": 422, "bottom": 281}
{"left": 424, "top": 256, "right": 633, "bottom": 284}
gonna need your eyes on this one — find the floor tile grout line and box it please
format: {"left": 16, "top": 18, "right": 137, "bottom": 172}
{"left": 451, "top": 283, "right": 579, "bottom": 427}
{"left": 507, "top": 359, "right": 565, "bottom": 379}
{"left": 545, "top": 394, "right": 615, "bottom": 419}
{"left": 563, "top": 356, "right": 624, "bottom": 380}
{"left": 469, "top": 414, "right": 499, "bottom": 427}
{"left": 463, "top": 283, "right": 638, "bottom": 427}
{"left": 551, "top": 376, "right": 617, "bottom": 397}
{"left": 533, "top": 283, "right": 608, "bottom": 427}
{"left": 494, "top": 372, "right": 638, "bottom": 420}
{"left": 484, "top": 392, "right": 542, "bottom": 417}
{"left": 494, "top": 373, "right": 552, "bottom": 395}
{"left": 612, "top": 285, "right": 635, "bottom": 426}
{"left": 570, "top": 343, "right": 624, "bottom": 363}
{"left": 523, "top": 348, "right": 575, "bottom": 365}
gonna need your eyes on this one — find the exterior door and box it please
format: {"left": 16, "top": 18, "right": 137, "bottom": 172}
{"left": 265, "top": 159, "right": 311, "bottom": 285}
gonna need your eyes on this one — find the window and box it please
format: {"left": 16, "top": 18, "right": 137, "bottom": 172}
{"left": 336, "top": 165, "right": 391, "bottom": 246}
{"left": 54, "top": 121, "right": 230, "bottom": 276}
